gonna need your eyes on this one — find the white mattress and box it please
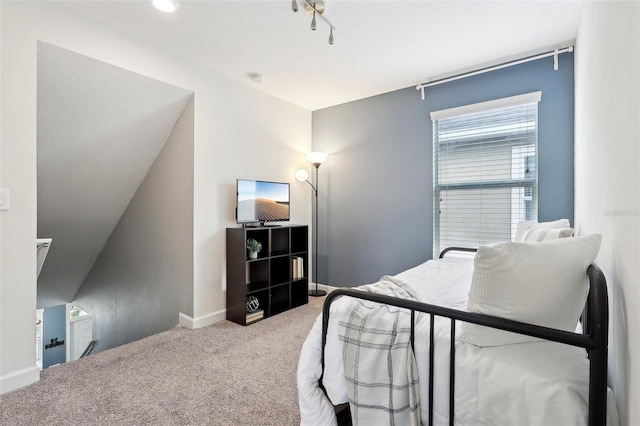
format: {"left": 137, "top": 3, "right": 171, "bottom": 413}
{"left": 297, "top": 257, "right": 620, "bottom": 426}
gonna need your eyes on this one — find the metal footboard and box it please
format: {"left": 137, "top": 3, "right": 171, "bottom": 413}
{"left": 320, "top": 254, "right": 608, "bottom": 426}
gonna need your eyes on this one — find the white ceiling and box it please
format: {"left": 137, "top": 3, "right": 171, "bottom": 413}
{"left": 56, "top": 0, "right": 584, "bottom": 111}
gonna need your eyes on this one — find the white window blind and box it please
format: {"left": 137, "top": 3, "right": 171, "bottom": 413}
{"left": 432, "top": 92, "right": 541, "bottom": 256}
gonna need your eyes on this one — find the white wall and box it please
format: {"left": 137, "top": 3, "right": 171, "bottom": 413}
{"left": 0, "top": 1, "right": 311, "bottom": 392}
{"left": 0, "top": 1, "right": 40, "bottom": 394}
{"left": 575, "top": 2, "right": 640, "bottom": 425}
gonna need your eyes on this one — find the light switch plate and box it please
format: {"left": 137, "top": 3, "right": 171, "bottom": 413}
{"left": 0, "top": 189, "right": 9, "bottom": 211}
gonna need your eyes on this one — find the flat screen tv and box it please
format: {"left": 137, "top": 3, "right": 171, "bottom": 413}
{"left": 236, "top": 179, "right": 290, "bottom": 226}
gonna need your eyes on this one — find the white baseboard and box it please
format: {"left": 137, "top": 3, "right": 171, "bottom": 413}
{"left": 0, "top": 365, "right": 40, "bottom": 395}
{"left": 310, "top": 282, "right": 340, "bottom": 294}
{"left": 178, "top": 309, "right": 226, "bottom": 329}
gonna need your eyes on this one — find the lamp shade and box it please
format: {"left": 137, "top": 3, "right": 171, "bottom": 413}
{"left": 307, "top": 152, "right": 328, "bottom": 166}
{"left": 295, "top": 169, "right": 309, "bottom": 182}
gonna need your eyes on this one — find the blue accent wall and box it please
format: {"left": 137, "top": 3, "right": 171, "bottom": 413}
{"left": 312, "top": 53, "right": 574, "bottom": 287}
{"left": 43, "top": 304, "right": 66, "bottom": 368}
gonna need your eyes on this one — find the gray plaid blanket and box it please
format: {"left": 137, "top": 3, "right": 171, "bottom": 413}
{"left": 337, "top": 276, "right": 423, "bottom": 426}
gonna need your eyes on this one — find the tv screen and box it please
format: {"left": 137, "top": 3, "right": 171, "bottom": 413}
{"left": 236, "top": 179, "right": 290, "bottom": 225}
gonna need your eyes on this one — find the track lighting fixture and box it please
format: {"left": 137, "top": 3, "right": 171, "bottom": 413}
{"left": 291, "top": 0, "right": 336, "bottom": 45}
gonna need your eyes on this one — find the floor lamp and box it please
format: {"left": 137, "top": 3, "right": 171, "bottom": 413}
{"left": 296, "top": 152, "right": 328, "bottom": 297}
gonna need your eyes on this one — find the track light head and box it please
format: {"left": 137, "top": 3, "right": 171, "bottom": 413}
{"left": 303, "top": 0, "right": 324, "bottom": 15}
{"left": 293, "top": 0, "right": 335, "bottom": 45}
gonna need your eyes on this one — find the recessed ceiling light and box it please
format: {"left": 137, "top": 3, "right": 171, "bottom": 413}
{"left": 153, "top": 0, "right": 179, "bottom": 13}
{"left": 246, "top": 72, "right": 264, "bottom": 83}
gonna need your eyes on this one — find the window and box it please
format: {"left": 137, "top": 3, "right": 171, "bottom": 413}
{"left": 432, "top": 92, "right": 541, "bottom": 256}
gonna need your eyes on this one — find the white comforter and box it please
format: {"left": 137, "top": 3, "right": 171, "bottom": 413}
{"left": 297, "top": 257, "right": 620, "bottom": 426}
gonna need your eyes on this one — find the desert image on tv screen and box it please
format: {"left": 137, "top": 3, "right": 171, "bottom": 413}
{"left": 237, "top": 180, "right": 290, "bottom": 222}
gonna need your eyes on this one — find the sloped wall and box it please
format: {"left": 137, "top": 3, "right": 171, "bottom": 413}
{"left": 74, "top": 98, "right": 194, "bottom": 353}
{"left": 36, "top": 42, "right": 193, "bottom": 308}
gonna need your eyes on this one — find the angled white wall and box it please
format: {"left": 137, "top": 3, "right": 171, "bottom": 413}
{"left": 575, "top": 2, "right": 640, "bottom": 425}
{"left": 0, "top": 1, "right": 311, "bottom": 393}
{"left": 37, "top": 42, "right": 193, "bottom": 308}
{"left": 74, "top": 97, "right": 195, "bottom": 353}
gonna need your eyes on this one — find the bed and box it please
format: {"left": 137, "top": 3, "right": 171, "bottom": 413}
{"left": 297, "top": 231, "right": 620, "bottom": 426}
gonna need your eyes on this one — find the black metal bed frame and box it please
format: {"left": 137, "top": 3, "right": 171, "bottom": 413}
{"left": 320, "top": 247, "right": 609, "bottom": 426}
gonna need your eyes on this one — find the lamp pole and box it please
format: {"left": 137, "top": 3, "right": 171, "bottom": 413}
{"left": 309, "top": 162, "right": 326, "bottom": 297}
{"left": 296, "top": 152, "right": 328, "bottom": 297}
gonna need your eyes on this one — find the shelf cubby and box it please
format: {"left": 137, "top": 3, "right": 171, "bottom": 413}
{"left": 270, "top": 256, "right": 290, "bottom": 286}
{"left": 290, "top": 226, "right": 308, "bottom": 254}
{"left": 270, "top": 283, "right": 290, "bottom": 316}
{"left": 291, "top": 280, "right": 309, "bottom": 308}
{"left": 245, "top": 229, "right": 269, "bottom": 260}
{"left": 271, "top": 227, "right": 290, "bottom": 256}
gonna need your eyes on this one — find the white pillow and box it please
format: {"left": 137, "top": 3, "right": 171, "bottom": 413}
{"left": 514, "top": 219, "right": 571, "bottom": 242}
{"left": 522, "top": 227, "right": 574, "bottom": 243}
{"left": 458, "top": 234, "right": 602, "bottom": 346}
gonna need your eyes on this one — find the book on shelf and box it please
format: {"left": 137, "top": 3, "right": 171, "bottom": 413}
{"left": 246, "top": 308, "right": 264, "bottom": 324}
{"left": 291, "top": 256, "right": 304, "bottom": 280}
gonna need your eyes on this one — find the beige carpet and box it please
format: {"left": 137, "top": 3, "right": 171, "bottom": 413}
{"left": 0, "top": 296, "right": 324, "bottom": 425}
